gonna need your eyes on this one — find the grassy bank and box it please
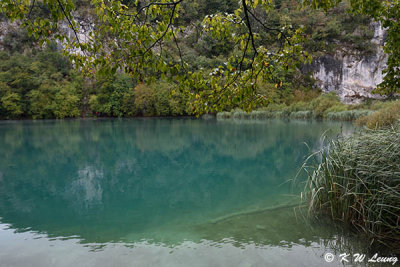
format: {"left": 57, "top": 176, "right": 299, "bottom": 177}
{"left": 216, "top": 109, "right": 374, "bottom": 121}
{"left": 302, "top": 126, "right": 400, "bottom": 250}
{"left": 216, "top": 93, "right": 400, "bottom": 127}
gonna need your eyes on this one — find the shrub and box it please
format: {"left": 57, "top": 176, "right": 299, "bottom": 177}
{"left": 369, "top": 100, "right": 396, "bottom": 111}
{"left": 256, "top": 83, "right": 282, "bottom": 104}
{"left": 52, "top": 84, "right": 80, "bottom": 119}
{"left": 0, "top": 91, "right": 23, "bottom": 118}
{"left": 153, "top": 85, "right": 171, "bottom": 116}
{"left": 309, "top": 92, "right": 342, "bottom": 118}
{"left": 355, "top": 101, "right": 400, "bottom": 129}
{"left": 291, "top": 89, "right": 321, "bottom": 103}
{"left": 133, "top": 82, "right": 188, "bottom": 116}
{"left": 0, "top": 50, "right": 82, "bottom": 119}
{"left": 288, "top": 101, "right": 311, "bottom": 112}
{"left": 27, "top": 84, "right": 54, "bottom": 119}
{"left": 217, "top": 97, "right": 397, "bottom": 124}
{"left": 91, "top": 74, "right": 135, "bottom": 117}
{"left": 134, "top": 83, "right": 157, "bottom": 116}
{"left": 259, "top": 103, "right": 288, "bottom": 112}
{"left": 324, "top": 104, "right": 348, "bottom": 114}
{"left": 88, "top": 95, "right": 101, "bottom": 114}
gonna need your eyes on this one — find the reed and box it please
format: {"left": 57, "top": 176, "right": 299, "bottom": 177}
{"left": 250, "top": 111, "right": 275, "bottom": 119}
{"left": 216, "top": 111, "right": 232, "bottom": 119}
{"left": 325, "top": 110, "right": 374, "bottom": 121}
{"left": 290, "top": 110, "right": 315, "bottom": 120}
{"left": 302, "top": 126, "right": 400, "bottom": 248}
{"left": 355, "top": 101, "right": 400, "bottom": 129}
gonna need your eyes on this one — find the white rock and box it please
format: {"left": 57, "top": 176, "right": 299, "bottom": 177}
{"left": 310, "top": 22, "right": 387, "bottom": 103}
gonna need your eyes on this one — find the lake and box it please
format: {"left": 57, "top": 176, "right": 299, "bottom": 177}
{"left": 0, "top": 118, "right": 368, "bottom": 266}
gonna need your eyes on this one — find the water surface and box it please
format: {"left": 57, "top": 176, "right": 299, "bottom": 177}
{"left": 0, "top": 118, "right": 368, "bottom": 266}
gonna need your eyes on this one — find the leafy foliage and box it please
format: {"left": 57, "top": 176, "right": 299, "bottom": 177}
{"left": 0, "top": 47, "right": 83, "bottom": 119}
{"left": 0, "top": 90, "right": 23, "bottom": 117}
{"left": 133, "top": 82, "right": 188, "bottom": 116}
{"left": 0, "top": 0, "right": 311, "bottom": 113}
{"left": 355, "top": 100, "right": 400, "bottom": 129}
{"left": 0, "top": 0, "right": 399, "bottom": 117}
{"left": 216, "top": 92, "right": 400, "bottom": 123}
{"left": 89, "top": 74, "right": 135, "bottom": 117}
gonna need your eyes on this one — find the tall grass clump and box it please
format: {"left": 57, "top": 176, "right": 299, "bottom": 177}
{"left": 258, "top": 103, "right": 288, "bottom": 112}
{"left": 290, "top": 110, "right": 315, "bottom": 120}
{"left": 303, "top": 126, "right": 400, "bottom": 248}
{"left": 326, "top": 110, "right": 374, "bottom": 121}
{"left": 232, "top": 110, "right": 246, "bottom": 119}
{"left": 309, "top": 92, "right": 342, "bottom": 118}
{"left": 356, "top": 101, "right": 400, "bottom": 129}
{"left": 216, "top": 111, "right": 232, "bottom": 119}
{"left": 249, "top": 110, "right": 275, "bottom": 119}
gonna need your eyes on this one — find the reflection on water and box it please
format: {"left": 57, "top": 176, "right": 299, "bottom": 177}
{"left": 0, "top": 118, "right": 370, "bottom": 266}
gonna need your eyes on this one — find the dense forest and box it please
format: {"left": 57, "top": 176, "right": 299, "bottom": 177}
{"left": 0, "top": 0, "right": 383, "bottom": 119}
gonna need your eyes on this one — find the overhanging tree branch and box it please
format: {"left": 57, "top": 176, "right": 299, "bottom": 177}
{"left": 242, "top": 0, "right": 257, "bottom": 55}
{"left": 142, "top": 1, "right": 180, "bottom": 57}
{"left": 56, "top": 0, "right": 82, "bottom": 49}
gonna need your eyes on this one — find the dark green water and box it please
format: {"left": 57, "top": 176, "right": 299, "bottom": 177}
{"left": 0, "top": 119, "right": 370, "bottom": 266}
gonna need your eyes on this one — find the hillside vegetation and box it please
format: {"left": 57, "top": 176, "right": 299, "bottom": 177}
{"left": 0, "top": 0, "right": 387, "bottom": 119}
{"left": 217, "top": 93, "right": 400, "bottom": 129}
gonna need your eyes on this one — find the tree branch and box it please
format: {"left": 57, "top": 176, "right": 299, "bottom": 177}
{"left": 27, "top": 0, "right": 36, "bottom": 18}
{"left": 242, "top": 0, "right": 257, "bottom": 55}
{"left": 115, "top": 0, "right": 184, "bottom": 21}
{"left": 246, "top": 8, "right": 291, "bottom": 48}
{"left": 142, "top": 2, "right": 178, "bottom": 57}
{"left": 56, "top": 0, "right": 82, "bottom": 48}
{"left": 172, "top": 29, "right": 185, "bottom": 70}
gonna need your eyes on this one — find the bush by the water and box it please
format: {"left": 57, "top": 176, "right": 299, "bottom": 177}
{"left": 215, "top": 92, "right": 380, "bottom": 122}
{"left": 216, "top": 111, "right": 232, "bottom": 119}
{"left": 290, "top": 110, "right": 315, "bottom": 120}
{"left": 0, "top": 49, "right": 190, "bottom": 119}
{"left": 0, "top": 49, "right": 83, "bottom": 119}
{"left": 303, "top": 126, "right": 400, "bottom": 249}
{"left": 355, "top": 101, "right": 400, "bottom": 129}
{"left": 217, "top": 109, "right": 291, "bottom": 120}
{"left": 325, "top": 110, "right": 374, "bottom": 121}
{"left": 88, "top": 77, "right": 190, "bottom": 117}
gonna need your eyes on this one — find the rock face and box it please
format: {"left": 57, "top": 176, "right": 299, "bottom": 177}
{"left": 305, "top": 22, "right": 387, "bottom": 103}
{"left": 0, "top": 17, "right": 94, "bottom": 54}
{"left": 57, "top": 18, "right": 94, "bottom": 52}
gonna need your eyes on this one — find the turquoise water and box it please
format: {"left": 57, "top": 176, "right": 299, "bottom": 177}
{"left": 0, "top": 119, "right": 368, "bottom": 266}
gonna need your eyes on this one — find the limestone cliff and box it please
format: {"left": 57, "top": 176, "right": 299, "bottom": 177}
{"left": 305, "top": 22, "right": 387, "bottom": 103}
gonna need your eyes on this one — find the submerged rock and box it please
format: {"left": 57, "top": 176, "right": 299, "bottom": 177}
{"left": 255, "top": 225, "right": 266, "bottom": 230}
